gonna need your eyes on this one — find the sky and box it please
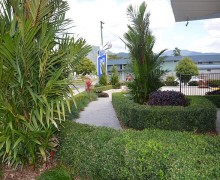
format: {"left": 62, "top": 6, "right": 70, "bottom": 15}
{"left": 66, "top": 0, "right": 220, "bottom": 54}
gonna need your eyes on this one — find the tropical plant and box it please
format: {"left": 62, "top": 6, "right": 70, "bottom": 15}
{"left": 0, "top": 0, "right": 91, "bottom": 167}
{"left": 110, "top": 65, "right": 119, "bottom": 85}
{"left": 99, "top": 64, "right": 108, "bottom": 86}
{"left": 123, "top": 2, "right": 167, "bottom": 104}
{"left": 175, "top": 57, "right": 198, "bottom": 84}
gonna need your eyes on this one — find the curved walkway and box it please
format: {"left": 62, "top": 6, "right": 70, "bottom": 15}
{"left": 75, "top": 89, "right": 122, "bottom": 130}
{"left": 75, "top": 88, "right": 220, "bottom": 134}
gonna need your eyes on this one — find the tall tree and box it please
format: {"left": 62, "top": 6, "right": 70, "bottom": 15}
{"left": 72, "top": 57, "right": 96, "bottom": 75}
{"left": 0, "top": 0, "right": 91, "bottom": 167}
{"left": 173, "top": 47, "right": 181, "bottom": 56}
{"left": 175, "top": 57, "right": 199, "bottom": 84}
{"left": 123, "top": 1, "right": 167, "bottom": 104}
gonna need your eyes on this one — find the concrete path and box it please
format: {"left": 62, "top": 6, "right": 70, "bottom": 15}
{"left": 75, "top": 89, "right": 122, "bottom": 130}
{"left": 216, "top": 109, "right": 220, "bottom": 134}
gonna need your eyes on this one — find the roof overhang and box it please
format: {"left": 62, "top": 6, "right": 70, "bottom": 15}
{"left": 171, "top": 0, "right": 220, "bottom": 22}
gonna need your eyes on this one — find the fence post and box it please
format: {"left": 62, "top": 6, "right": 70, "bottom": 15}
{"left": 180, "top": 74, "right": 182, "bottom": 93}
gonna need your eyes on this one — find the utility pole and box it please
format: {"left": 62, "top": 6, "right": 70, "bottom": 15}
{"left": 100, "top": 21, "right": 104, "bottom": 48}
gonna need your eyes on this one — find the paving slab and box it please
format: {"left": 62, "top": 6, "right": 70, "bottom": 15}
{"left": 75, "top": 89, "right": 122, "bottom": 130}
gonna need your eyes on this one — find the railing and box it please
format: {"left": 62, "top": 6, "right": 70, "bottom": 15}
{"left": 179, "top": 73, "right": 220, "bottom": 95}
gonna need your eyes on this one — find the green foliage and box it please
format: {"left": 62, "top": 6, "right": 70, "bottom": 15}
{"left": 164, "top": 76, "right": 179, "bottom": 86}
{"left": 59, "top": 121, "right": 220, "bottom": 179}
{"left": 99, "top": 64, "right": 108, "bottom": 86}
{"left": 175, "top": 57, "right": 199, "bottom": 84}
{"left": 204, "top": 95, "right": 220, "bottom": 108}
{"left": 37, "top": 166, "right": 71, "bottom": 180}
{"left": 208, "top": 79, "right": 220, "bottom": 87}
{"left": 112, "top": 93, "right": 216, "bottom": 132}
{"left": 110, "top": 65, "right": 119, "bottom": 85}
{"left": 123, "top": 2, "right": 167, "bottom": 104}
{"left": 173, "top": 47, "right": 181, "bottom": 56}
{"left": 0, "top": 0, "right": 91, "bottom": 167}
{"left": 93, "top": 85, "right": 113, "bottom": 93}
{"left": 72, "top": 57, "right": 96, "bottom": 75}
{"left": 96, "top": 92, "right": 109, "bottom": 98}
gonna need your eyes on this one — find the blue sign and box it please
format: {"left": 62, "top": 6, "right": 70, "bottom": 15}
{"left": 97, "top": 54, "right": 107, "bottom": 77}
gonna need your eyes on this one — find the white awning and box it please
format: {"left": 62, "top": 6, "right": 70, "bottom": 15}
{"left": 171, "top": 0, "right": 220, "bottom": 22}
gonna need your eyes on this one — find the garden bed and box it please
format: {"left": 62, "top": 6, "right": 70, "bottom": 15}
{"left": 112, "top": 92, "right": 217, "bottom": 132}
{"left": 57, "top": 122, "right": 220, "bottom": 179}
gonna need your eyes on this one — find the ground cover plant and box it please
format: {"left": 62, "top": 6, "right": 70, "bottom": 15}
{"left": 58, "top": 121, "right": 220, "bottom": 179}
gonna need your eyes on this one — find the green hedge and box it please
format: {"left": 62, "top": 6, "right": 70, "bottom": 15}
{"left": 93, "top": 85, "right": 113, "bottom": 92}
{"left": 65, "top": 92, "right": 97, "bottom": 120}
{"left": 112, "top": 93, "right": 216, "bottom": 132}
{"left": 205, "top": 95, "right": 220, "bottom": 108}
{"left": 58, "top": 122, "right": 220, "bottom": 179}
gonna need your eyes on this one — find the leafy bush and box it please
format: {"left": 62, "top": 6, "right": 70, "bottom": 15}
{"left": 58, "top": 122, "right": 220, "bottom": 179}
{"left": 110, "top": 65, "right": 119, "bottom": 85}
{"left": 99, "top": 64, "right": 108, "bottom": 86}
{"left": 148, "top": 91, "right": 187, "bottom": 106}
{"left": 112, "top": 92, "right": 216, "bottom": 132}
{"left": 208, "top": 80, "right": 220, "bottom": 87}
{"left": 96, "top": 92, "right": 109, "bottom": 98}
{"left": 93, "top": 85, "right": 113, "bottom": 93}
{"left": 164, "top": 76, "right": 179, "bottom": 86}
{"left": 206, "top": 90, "right": 220, "bottom": 95}
{"left": 204, "top": 93, "right": 220, "bottom": 108}
{"left": 188, "top": 81, "right": 198, "bottom": 86}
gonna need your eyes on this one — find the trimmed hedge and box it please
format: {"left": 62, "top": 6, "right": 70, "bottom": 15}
{"left": 112, "top": 92, "right": 216, "bottom": 132}
{"left": 65, "top": 92, "right": 97, "bottom": 120}
{"left": 205, "top": 95, "right": 220, "bottom": 108}
{"left": 58, "top": 122, "right": 220, "bottom": 179}
{"left": 93, "top": 85, "right": 113, "bottom": 93}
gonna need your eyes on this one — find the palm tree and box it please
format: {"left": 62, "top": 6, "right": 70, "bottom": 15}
{"left": 0, "top": 0, "right": 91, "bottom": 167}
{"left": 123, "top": 2, "right": 167, "bottom": 104}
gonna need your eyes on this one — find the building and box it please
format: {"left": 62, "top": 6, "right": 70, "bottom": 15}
{"left": 107, "top": 55, "right": 220, "bottom": 80}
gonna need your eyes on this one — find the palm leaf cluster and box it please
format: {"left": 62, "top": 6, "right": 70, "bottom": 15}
{"left": 0, "top": 0, "right": 91, "bottom": 167}
{"left": 124, "top": 2, "right": 167, "bottom": 104}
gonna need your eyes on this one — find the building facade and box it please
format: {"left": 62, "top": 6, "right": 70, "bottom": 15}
{"left": 107, "top": 55, "right": 220, "bottom": 81}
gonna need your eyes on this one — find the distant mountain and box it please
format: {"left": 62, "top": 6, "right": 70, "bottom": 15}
{"left": 163, "top": 50, "right": 220, "bottom": 56}
{"left": 87, "top": 46, "right": 220, "bottom": 64}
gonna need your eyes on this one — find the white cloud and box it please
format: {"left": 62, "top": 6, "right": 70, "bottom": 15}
{"left": 189, "top": 18, "right": 220, "bottom": 53}
{"left": 66, "top": 0, "right": 175, "bottom": 53}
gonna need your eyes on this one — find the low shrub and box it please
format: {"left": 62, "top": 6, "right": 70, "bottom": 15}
{"left": 208, "top": 79, "right": 220, "bottom": 87}
{"left": 164, "top": 76, "right": 179, "bottom": 86}
{"left": 58, "top": 122, "right": 220, "bottom": 179}
{"left": 188, "top": 81, "right": 198, "bottom": 86}
{"left": 206, "top": 90, "right": 220, "bottom": 95}
{"left": 112, "top": 92, "right": 216, "bottom": 132}
{"left": 205, "top": 93, "right": 220, "bottom": 108}
{"left": 148, "top": 91, "right": 187, "bottom": 106}
{"left": 97, "top": 92, "right": 109, "bottom": 98}
{"left": 93, "top": 85, "right": 113, "bottom": 93}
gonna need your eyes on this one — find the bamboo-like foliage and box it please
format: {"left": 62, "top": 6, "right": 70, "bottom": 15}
{"left": 0, "top": 0, "right": 91, "bottom": 167}
{"left": 123, "top": 2, "right": 167, "bottom": 104}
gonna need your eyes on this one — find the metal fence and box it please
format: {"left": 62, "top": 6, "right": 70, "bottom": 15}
{"left": 179, "top": 73, "right": 220, "bottom": 95}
